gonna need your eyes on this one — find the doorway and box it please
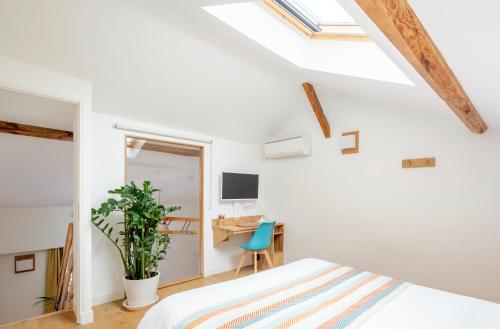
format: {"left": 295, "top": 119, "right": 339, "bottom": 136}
{"left": 125, "top": 136, "right": 204, "bottom": 286}
{"left": 0, "top": 57, "right": 93, "bottom": 324}
{"left": 0, "top": 88, "right": 76, "bottom": 325}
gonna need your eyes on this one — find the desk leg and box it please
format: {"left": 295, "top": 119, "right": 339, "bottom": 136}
{"left": 258, "top": 233, "right": 284, "bottom": 270}
{"left": 273, "top": 233, "right": 284, "bottom": 266}
{"left": 253, "top": 252, "right": 258, "bottom": 273}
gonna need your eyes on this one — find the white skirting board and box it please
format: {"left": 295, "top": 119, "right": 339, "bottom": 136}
{"left": 204, "top": 259, "right": 252, "bottom": 277}
{"left": 92, "top": 290, "right": 125, "bottom": 306}
{"left": 75, "top": 310, "right": 94, "bottom": 325}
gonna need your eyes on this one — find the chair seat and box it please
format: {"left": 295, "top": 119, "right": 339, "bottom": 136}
{"left": 239, "top": 221, "right": 276, "bottom": 251}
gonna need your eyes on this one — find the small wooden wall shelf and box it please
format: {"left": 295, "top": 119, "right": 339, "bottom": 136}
{"left": 402, "top": 157, "right": 436, "bottom": 168}
{"left": 341, "top": 131, "right": 359, "bottom": 154}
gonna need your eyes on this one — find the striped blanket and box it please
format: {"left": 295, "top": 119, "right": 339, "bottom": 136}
{"left": 176, "top": 263, "right": 408, "bottom": 329}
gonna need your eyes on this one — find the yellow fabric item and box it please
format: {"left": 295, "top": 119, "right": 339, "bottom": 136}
{"left": 44, "top": 248, "right": 63, "bottom": 313}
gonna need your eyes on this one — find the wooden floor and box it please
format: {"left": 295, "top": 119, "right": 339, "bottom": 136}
{"left": 1, "top": 266, "right": 254, "bottom": 329}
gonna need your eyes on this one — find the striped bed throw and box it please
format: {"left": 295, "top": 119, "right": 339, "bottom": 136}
{"left": 177, "top": 264, "right": 409, "bottom": 329}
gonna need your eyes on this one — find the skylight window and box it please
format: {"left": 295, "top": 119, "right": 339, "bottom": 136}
{"left": 265, "top": 0, "right": 368, "bottom": 40}
{"left": 283, "top": 0, "right": 356, "bottom": 26}
{"left": 203, "top": 2, "right": 414, "bottom": 85}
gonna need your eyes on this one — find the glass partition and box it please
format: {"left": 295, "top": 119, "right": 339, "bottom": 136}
{"left": 125, "top": 136, "right": 203, "bottom": 286}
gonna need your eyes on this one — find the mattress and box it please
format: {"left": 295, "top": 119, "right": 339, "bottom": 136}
{"left": 138, "top": 258, "right": 500, "bottom": 329}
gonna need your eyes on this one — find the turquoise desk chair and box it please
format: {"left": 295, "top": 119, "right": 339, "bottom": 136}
{"left": 235, "top": 221, "right": 276, "bottom": 277}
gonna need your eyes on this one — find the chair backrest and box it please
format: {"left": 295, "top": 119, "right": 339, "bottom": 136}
{"left": 250, "top": 221, "right": 276, "bottom": 250}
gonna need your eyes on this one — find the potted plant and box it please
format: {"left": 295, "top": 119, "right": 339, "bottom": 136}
{"left": 91, "top": 181, "right": 180, "bottom": 308}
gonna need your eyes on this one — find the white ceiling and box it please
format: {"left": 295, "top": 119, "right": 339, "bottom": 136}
{"left": 0, "top": 88, "right": 75, "bottom": 130}
{"left": 0, "top": 88, "right": 74, "bottom": 207}
{"left": 0, "top": 0, "right": 498, "bottom": 142}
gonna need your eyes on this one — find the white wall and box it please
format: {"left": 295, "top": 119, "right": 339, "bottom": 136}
{"left": 204, "top": 137, "right": 264, "bottom": 276}
{"left": 91, "top": 113, "right": 264, "bottom": 304}
{"left": 0, "top": 250, "right": 48, "bottom": 325}
{"left": 262, "top": 91, "right": 500, "bottom": 303}
{"left": 0, "top": 207, "right": 72, "bottom": 255}
{"left": 0, "top": 135, "right": 73, "bottom": 207}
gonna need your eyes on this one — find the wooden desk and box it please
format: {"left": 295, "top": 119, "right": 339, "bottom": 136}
{"left": 212, "top": 215, "right": 284, "bottom": 269}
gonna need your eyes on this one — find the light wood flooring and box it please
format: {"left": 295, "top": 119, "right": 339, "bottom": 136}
{"left": 1, "top": 266, "right": 254, "bottom": 329}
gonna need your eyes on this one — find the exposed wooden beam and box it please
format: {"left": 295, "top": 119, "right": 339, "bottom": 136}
{"left": 0, "top": 120, "right": 73, "bottom": 141}
{"left": 134, "top": 142, "right": 200, "bottom": 157}
{"left": 127, "top": 138, "right": 143, "bottom": 150}
{"left": 302, "top": 82, "right": 331, "bottom": 138}
{"left": 355, "top": 0, "right": 487, "bottom": 134}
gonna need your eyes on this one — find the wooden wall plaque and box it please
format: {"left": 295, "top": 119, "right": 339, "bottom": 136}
{"left": 402, "top": 157, "right": 436, "bottom": 168}
{"left": 15, "top": 254, "right": 35, "bottom": 273}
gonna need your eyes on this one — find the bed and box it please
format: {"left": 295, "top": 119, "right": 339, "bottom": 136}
{"left": 138, "top": 258, "right": 500, "bottom": 329}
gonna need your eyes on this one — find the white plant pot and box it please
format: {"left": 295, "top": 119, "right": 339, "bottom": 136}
{"left": 123, "top": 272, "right": 160, "bottom": 308}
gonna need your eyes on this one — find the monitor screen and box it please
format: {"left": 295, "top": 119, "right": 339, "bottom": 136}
{"left": 221, "top": 172, "right": 259, "bottom": 200}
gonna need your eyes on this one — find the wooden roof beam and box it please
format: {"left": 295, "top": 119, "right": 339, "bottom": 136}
{"left": 302, "top": 82, "right": 331, "bottom": 138}
{"left": 0, "top": 120, "right": 73, "bottom": 141}
{"left": 355, "top": 0, "right": 487, "bottom": 134}
{"left": 140, "top": 142, "right": 200, "bottom": 157}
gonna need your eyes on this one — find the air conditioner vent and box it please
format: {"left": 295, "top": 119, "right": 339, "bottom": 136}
{"left": 264, "top": 135, "right": 312, "bottom": 159}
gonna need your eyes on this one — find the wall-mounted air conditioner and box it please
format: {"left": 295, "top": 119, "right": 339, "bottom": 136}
{"left": 264, "top": 135, "right": 312, "bottom": 159}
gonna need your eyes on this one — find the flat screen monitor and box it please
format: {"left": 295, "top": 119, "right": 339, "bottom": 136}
{"left": 221, "top": 172, "right": 259, "bottom": 200}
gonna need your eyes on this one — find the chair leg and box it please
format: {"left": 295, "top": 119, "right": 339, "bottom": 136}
{"left": 235, "top": 250, "right": 247, "bottom": 277}
{"left": 253, "top": 251, "right": 257, "bottom": 273}
{"left": 263, "top": 250, "right": 274, "bottom": 269}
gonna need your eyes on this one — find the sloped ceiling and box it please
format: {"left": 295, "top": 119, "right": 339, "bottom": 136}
{"left": 0, "top": 88, "right": 74, "bottom": 130}
{"left": 0, "top": 0, "right": 498, "bottom": 143}
{"left": 337, "top": 0, "right": 500, "bottom": 128}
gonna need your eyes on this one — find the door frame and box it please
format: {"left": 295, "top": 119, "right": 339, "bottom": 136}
{"left": 0, "top": 56, "right": 93, "bottom": 324}
{"left": 124, "top": 135, "right": 205, "bottom": 285}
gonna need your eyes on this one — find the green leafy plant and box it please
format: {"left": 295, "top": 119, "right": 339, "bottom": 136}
{"left": 34, "top": 296, "right": 57, "bottom": 311}
{"left": 91, "top": 181, "right": 180, "bottom": 280}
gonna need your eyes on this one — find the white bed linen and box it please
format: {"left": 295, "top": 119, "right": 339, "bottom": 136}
{"left": 138, "top": 258, "right": 500, "bottom": 329}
